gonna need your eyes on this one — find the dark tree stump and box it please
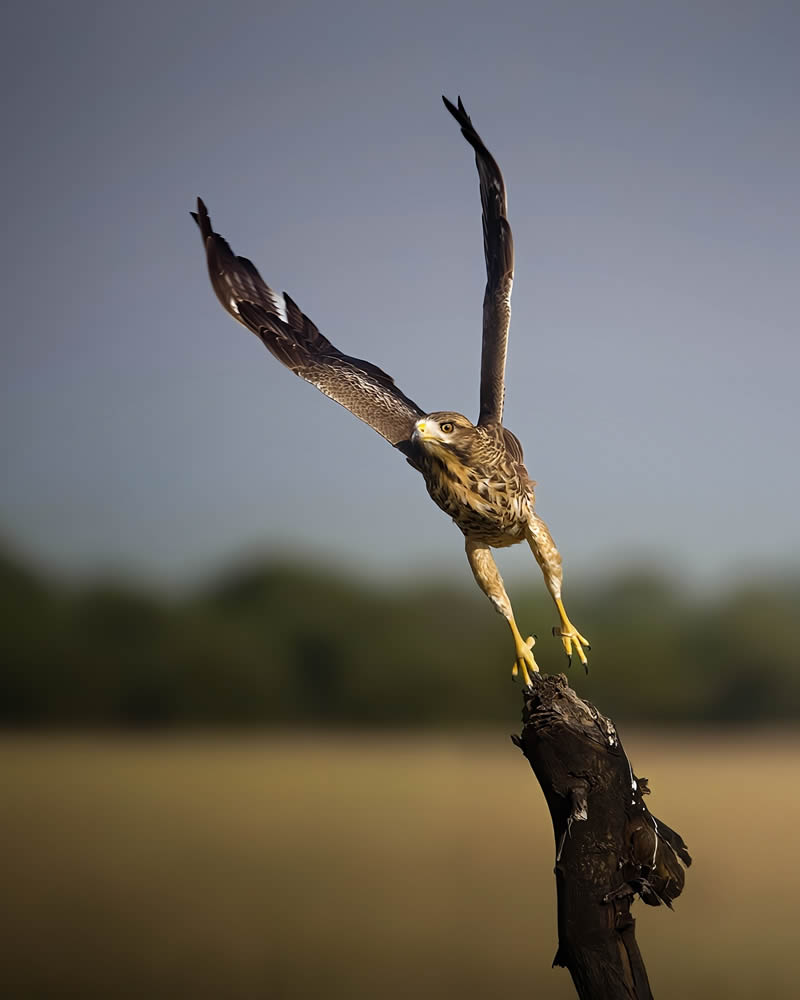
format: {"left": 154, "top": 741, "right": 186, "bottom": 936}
{"left": 511, "top": 673, "right": 691, "bottom": 1000}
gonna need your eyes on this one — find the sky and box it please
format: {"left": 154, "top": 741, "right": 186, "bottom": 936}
{"left": 2, "top": 0, "right": 799, "bottom": 589}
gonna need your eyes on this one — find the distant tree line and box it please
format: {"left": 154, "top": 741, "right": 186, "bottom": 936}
{"left": 1, "top": 545, "right": 798, "bottom": 726}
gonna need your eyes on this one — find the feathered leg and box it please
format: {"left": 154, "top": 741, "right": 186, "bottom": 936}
{"left": 526, "top": 514, "right": 591, "bottom": 669}
{"left": 465, "top": 537, "right": 538, "bottom": 685}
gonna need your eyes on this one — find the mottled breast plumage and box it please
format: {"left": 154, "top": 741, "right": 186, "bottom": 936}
{"left": 409, "top": 418, "right": 535, "bottom": 546}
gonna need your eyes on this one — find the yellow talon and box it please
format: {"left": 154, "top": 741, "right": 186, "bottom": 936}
{"left": 509, "top": 619, "right": 538, "bottom": 686}
{"left": 554, "top": 598, "right": 590, "bottom": 668}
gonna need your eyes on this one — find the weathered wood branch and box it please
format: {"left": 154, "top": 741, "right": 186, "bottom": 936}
{"left": 511, "top": 673, "right": 691, "bottom": 1000}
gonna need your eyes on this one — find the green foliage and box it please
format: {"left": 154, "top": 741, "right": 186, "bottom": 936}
{"left": 0, "top": 545, "right": 798, "bottom": 725}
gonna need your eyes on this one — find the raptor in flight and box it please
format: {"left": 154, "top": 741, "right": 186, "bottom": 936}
{"left": 192, "top": 96, "right": 589, "bottom": 686}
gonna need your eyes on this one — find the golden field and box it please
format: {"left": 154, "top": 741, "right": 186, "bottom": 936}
{"left": 1, "top": 730, "right": 797, "bottom": 998}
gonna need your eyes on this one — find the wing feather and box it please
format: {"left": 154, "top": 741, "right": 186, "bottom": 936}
{"left": 191, "top": 198, "right": 424, "bottom": 447}
{"left": 443, "top": 96, "right": 514, "bottom": 426}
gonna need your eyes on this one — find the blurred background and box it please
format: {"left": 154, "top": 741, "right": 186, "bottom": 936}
{"left": 2, "top": 1, "right": 799, "bottom": 996}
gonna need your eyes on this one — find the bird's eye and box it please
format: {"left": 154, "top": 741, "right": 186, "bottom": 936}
{"left": 440, "top": 422, "right": 454, "bottom": 434}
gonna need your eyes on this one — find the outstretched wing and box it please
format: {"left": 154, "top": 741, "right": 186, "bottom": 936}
{"left": 191, "top": 198, "right": 424, "bottom": 447}
{"left": 443, "top": 96, "right": 514, "bottom": 426}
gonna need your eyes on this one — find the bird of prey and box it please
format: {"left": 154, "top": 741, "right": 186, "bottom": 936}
{"left": 192, "top": 95, "right": 589, "bottom": 686}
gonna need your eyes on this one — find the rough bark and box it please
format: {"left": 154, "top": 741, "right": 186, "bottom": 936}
{"left": 511, "top": 673, "right": 691, "bottom": 999}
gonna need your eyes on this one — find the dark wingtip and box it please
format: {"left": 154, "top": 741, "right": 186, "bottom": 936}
{"left": 192, "top": 197, "right": 213, "bottom": 239}
{"left": 442, "top": 93, "right": 472, "bottom": 130}
{"left": 442, "top": 94, "right": 464, "bottom": 122}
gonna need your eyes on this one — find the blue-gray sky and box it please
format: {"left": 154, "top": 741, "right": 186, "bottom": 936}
{"left": 2, "top": 0, "right": 798, "bottom": 586}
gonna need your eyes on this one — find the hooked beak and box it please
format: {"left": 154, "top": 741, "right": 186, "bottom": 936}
{"left": 414, "top": 419, "right": 433, "bottom": 442}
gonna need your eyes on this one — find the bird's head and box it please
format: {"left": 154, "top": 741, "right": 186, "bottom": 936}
{"left": 413, "top": 412, "right": 476, "bottom": 459}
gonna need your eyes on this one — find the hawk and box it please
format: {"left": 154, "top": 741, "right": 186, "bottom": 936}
{"left": 192, "top": 96, "right": 589, "bottom": 686}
